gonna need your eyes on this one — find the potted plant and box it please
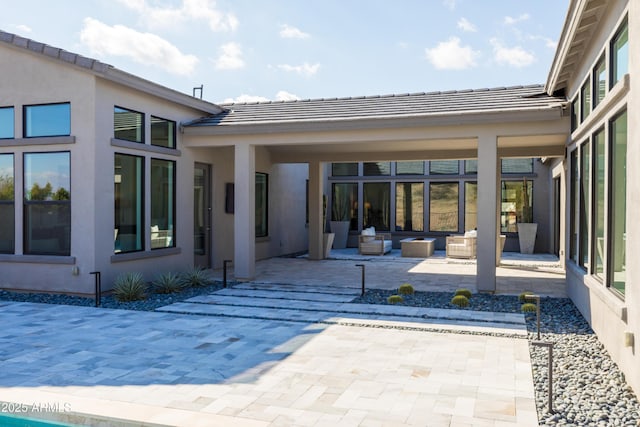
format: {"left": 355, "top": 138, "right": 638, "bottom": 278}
{"left": 517, "top": 177, "right": 537, "bottom": 254}
{"left": 322, "top": 195, "right": 334, "bottom": 258}
{"left": 330, "top": 186, "right": 351, "bottom": 249}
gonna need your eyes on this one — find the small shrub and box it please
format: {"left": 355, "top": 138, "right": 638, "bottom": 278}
{"left": 519, "top": 291, "right": 534, "bottom": 303}
{"left": 454, "top": 288, "right": 472, "bottom": 299}
{"left": 181, "top": 266, "right": 212, "bottom": 287}
{"left": 451, "top": 295, "right": 469, "bottom": 308}
{"left": 152, "top": 272, "right": 184, "bottom": 294}
{"left": 521, "top": 303, "right": 537, "bottom": 313}
{"left": 113, "top": 272, "right": 147, "bottom": 302}
{"left": 398, "top": 283, "right": 415, "bottom": 295}
{"left": 387, "top": 295, "right": 404, "bottom": 304}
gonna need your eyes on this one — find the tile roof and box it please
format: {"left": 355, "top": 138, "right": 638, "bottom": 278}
{"left": 186, "top": 85, "right": 567, "bottom": 128}
{"left": 0, "top": 29, "right": 112, "bottom": 73}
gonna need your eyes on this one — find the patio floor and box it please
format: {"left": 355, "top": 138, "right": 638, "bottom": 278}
{"left": 0, "top": 251, "right": 561, "bottom": 426}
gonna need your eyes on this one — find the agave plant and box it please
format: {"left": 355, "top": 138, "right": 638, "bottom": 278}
{"left": 151, "top": 272, "right": 184, "bottom": 294}
{"left": 181, "top": 266, "right": 212, "bottom": 288}
{"left": 113, "top": 272, "right": 147, "bottom": 302}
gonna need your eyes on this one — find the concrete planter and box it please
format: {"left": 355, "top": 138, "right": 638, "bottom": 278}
{"left": 330, "top": 221, "right": 350, "bottom": 249}
{"left": 323, "top": 233, "right": 335, "bottom": 258}
{"left": 517, "top": 223, "right": 538, "bottom": 254}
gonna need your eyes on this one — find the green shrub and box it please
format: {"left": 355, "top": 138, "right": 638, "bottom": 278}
{"left": 454, "top": 288, "right": 472, "bottom": 299}
{"left": 521, "top": 303, "right": 537, "bottom": 313}
{"left": 113, "top": 272, "right": 147, "bottom": 302}
{"left": 398, "top": 283, "right": 415, "bottom": 295}
{"left": 451, "top": 295, "right": 469, "bottom": 308}
{"left": 387, "top": 295, "right": 404, "bottom": 304}
{"left": 151, "top": 272, "right": 184, "bottom": 294}
{"left": 519, "top": 291, "right": 534, "bottom": 303}
{"left": 181, "top": 267, "right": 212, "bottom": 288}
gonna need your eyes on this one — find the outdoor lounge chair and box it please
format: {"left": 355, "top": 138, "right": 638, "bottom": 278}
{"left": 446, "top": 230, "right": 477, "bottom": 259}
{"left": 358, "top": 227, "right": 392, "bottom": 255}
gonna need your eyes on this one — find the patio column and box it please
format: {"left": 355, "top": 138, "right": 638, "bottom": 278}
{"left": 476, "top": 133, "right": 498, "bottom": 292}
{"left": 234, "top": 143, "right": 256, "bottom": 280}
{"left": 308, "top": 161, "right": 324, "bottom": 260}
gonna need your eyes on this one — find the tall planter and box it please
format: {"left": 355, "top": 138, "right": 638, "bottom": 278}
{"left": 323, "top": 233, "right": 335, "bottom": 258}
{"left": 330, "top": 221, "right": 350, "bottom": 249}
{"left": 517, "top": 223, "right": 537, "bottom": 254}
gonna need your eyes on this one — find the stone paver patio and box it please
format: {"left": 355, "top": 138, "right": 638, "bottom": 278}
{"left": 0, "top": 253, "right": 561, "bottom": 426}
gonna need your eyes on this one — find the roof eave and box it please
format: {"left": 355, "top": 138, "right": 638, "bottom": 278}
{"left": 183, "top": 105, "right": 568, "bottom": 137}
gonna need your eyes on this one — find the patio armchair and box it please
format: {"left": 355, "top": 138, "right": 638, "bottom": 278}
{"left": 446, "top": 230, "right": 477, "bottom": 259}
{"left": 358, "top": 227, "right": 392, "bottom": 255}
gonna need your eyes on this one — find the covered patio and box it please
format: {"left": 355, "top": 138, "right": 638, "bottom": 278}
{"left": 184, "top": 85, "right": 570, "bottom": 293}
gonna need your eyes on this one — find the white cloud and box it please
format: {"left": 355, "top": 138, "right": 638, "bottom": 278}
{"left": 277, "top": 62, "right": 320, "bottom": 77}
{"left": 222, "top": 94, "right": 270, "bottom": 104}
{"left": 504, "top": 13, "right": 530, "bottom": 25}
{"left": 115, "top": 0, "right": 238, "bottom": 32}
{"left": 490, "top": 38, "right": 535, "bottom": 68}
{"left": 275, "top": 91, "right": 300, "bottom": 101}
{"left": 425, "top": 37, "right": 479, "bottom": 70}
{"left": 443, "top": 0, "right": 456, "bottom": 10}
{"left": 215, "top": 42, "right": 244, "bottom": 70}
{"left": 279, "top": 24, "right": 310, "bottom": 39}
{"left": 14, "top": 24, "right": 32, "bottom": 34}
{"left": 457, "top": 17, "right": 477, "bottom": 32}
{"left": 80, "top": 17, "right": 198, "bottom": 76}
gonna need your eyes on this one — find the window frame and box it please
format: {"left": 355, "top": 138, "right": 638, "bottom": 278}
{"left": 255, "top": 172, "right": 268, "bottom": 238}
{"left": 150, "top": 158, "right": 176, "bottom": 250}
{"left": 114, "top": 153, "right": 145, "bottom": 254}
{"left": 23, "top": 151, "right": 71, "bottom": 256}
{"left": 150, "top": 115, "right": 177, "bottom": 149}
{"left": 0, "top": 106, "right": 14, "bottom": 140}
{"left": 428, "top": 181, "right": 459, "bottom": 233}
{"left": 607, "top": 109, "right": 627, "bottom": 296}
{"left": 23, "top": 102, "right": 71, "bottom": 138}
{"left": 0, "top": 153, "right": 15, "bottom": 254}
{"left": 610, "top": 17, "right": 628, "bottom": 89}
{"left": 114, "top": 106, "right": 145, "bottom": 144}
{"left": 592, "top": 54, "right": 606, "bottom": 109}
{"left": 395, "top": 181, "right": 424, "bottom": 232}
{"left": 580, "top": 78, "right": 591, "bottom": 123}
{"left": 331, "top": 162, "right": 358, "bottom": 177}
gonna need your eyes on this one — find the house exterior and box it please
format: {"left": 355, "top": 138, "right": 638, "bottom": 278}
{"left": 0, "top": 0, "right": 638, "bottom": 395}
{"left": 545, "top": 0, "right": 638, "bottom": 394}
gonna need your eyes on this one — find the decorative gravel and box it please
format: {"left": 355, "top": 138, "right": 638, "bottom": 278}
{"left": 1, "top": 284, "right": 639, "bottom": 425}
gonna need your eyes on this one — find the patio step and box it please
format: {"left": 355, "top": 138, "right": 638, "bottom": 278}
{"left": 232, "top": 281, "right": 361, "bottom": 296}
{"left": 156, "top": 291, "right": 527, "bottom": 336}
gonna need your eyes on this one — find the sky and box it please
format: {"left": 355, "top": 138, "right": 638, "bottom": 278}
{"left": 1, "top": 0, "right": 570, "bottom": 105}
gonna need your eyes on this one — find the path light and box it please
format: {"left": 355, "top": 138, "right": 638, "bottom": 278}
{"left": 355, "top": 264, "right": 365, "bottom": 296}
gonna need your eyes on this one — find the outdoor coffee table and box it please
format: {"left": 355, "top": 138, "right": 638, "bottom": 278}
{"left": 400, "top": 237, "right": 436, "bottom": 258}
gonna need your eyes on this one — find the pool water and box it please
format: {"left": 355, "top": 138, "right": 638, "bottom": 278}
{"left": 0, "top": 413, "right": 76, "bottom": 427}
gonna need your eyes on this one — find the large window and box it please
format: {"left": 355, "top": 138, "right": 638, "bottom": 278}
{"left": 363, "top": 162, "right": 391, "bottom": 176}
{"left": 151, "top": 116, "right": 176, "bottom": 149}
{"left": 0, "top": 107, "right": 14, "bottom": 139}
{"left": 611, "top": 19, "right": 628, "bottom": 88}
{"left": 610, "top": 111, "right": 626, "bottom": 294}
{"left": 0, "top": 154, "right": 14, "bottom": 253}
{"left": 24, "top": 103, "right": 70, "bottom": 138}
{"left": 580, "top": 80, "right": 591, "bottom": 122}
{"left": 580, "top": 140, "right": 590, "bottom": 269}
{"left": 429, "top": 182, "right": 458, "bottom": 232}
{"left": 150, "top": 159, "right": 175, "bottom": 249}
{"left": 24, "top": 152, "right": 70, "bottom": 255}
{"left": 395, "top": 182, "right": 424, "bottom": 232}
{"left": 114, "top": 107, "right": 144, "bottom": 143}
{"left": 331, "top": 183, "right": 358, "bottom": 231}
{"left": 255, "top": 173, "right": 268, "bottom": 238}
{"left": 464, "top": 182, "right": 477, "bottom": 232}
{"left": 429, "top": 160, "right": 459, "bottom": 175}
{"left": 115, "top": 154, "right": 144, "bottom": 253}
{"left": 500, "top": 180, "right": 533, "bottom": 233}
{"left": 569, "top": 150, "right": 578, "bottom": 263}
{"left": 501, "top": 158, "right": 533, "bottom": 174}
{"left": 593, "top": 129, "right": 605, "bottom": 280}
{"left": 571, "top": 98, "right": 579, "bottom": 132}
{"left": 332, "top": 163, "right": 358, "bottom": 176}
{"left": 364, "top": 182, "right": 390, "bottom": 231}
{"left": 396, "top": 161, "right": 424, "bottom": 175}
{"left": 593, "top": 55, "right": 606, "bottom": 108}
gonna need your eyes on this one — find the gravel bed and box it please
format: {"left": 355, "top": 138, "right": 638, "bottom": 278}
{"left": 355, "top": 289, "right": 640, "bottom": 426}
{"left": 1, "top": 285, "right": 639, "bottom": 425}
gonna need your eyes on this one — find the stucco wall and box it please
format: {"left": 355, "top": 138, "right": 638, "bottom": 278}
{"left": 563, "top": 0, "right": 639, "bottom": 395}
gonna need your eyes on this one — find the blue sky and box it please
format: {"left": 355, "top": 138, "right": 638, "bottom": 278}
{"left": 2, "top": 0, "right": 569, "bottom": 104}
